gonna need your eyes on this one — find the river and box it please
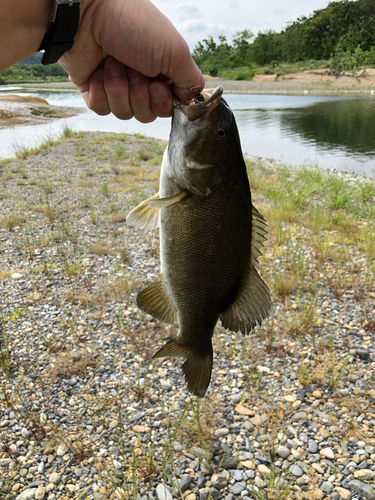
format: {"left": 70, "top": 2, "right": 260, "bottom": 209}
{"left": 1, "top": 86, "right": 374, "bottom": 178}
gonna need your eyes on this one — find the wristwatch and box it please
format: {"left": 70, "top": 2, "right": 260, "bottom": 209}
{"left": 39, "top": 0, "right": 81, "bottom": 65}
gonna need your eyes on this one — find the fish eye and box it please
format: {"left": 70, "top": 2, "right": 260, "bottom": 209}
{"left": 216, "top": 128, "right": 227, "bottom": 139}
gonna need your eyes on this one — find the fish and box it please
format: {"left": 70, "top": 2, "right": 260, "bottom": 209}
{"left": 126, "top": 86, "right": 271, "bottom": 397}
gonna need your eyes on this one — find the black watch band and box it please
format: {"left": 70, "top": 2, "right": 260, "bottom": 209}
{"left": 39, "top": 0, "right": 81, "bottom": 65}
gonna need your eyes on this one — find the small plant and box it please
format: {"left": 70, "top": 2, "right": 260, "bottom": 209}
{"left": 115, "top": 145, "right": 126, "bottom": 160}
{"left": 101, "top": 182, "right": 109, "bottom": 196}
{"left": 0, "top": 213, "right": 26, "bottom": 231}
{"left": 62, "top": 123, "right": 74, "bottom": 138}
{"left": 90, "top": 207, "right": 97, "bottom": 224}
{"left": 327, "top": 335, "right": 351, "bottom": 390}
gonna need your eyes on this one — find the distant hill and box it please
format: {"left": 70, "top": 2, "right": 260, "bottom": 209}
{"left": 0, "top": 52, "right": 68, "bottom": 84}
{"left": 21, "top": 53, "right": 43, "bottom": 65}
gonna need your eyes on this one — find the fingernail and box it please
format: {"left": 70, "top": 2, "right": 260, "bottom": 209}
{"left": 127, "top": 68, "right": 141, "bottom": 85}
{"left": 106, "top": 59, "right": 125, "bottom": 77}
{"left": 150, "top": 85, "right": 166, "bottom": 104}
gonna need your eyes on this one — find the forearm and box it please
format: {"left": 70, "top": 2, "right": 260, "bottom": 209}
{"left": 0, "top": 0, "right": 53, "bottom": 71}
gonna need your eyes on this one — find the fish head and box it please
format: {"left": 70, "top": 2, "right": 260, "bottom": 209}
{"left": 169, "top": 86, "right": 243, "bottom": 197}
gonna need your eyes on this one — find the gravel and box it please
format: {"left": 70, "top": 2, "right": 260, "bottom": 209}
{"left": 0, "top": 131, "right": 374, "bottom": 500}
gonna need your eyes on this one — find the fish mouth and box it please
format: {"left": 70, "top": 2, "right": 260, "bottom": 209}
{"left": 174, "top": 86, "right": 223, "bottom": 122}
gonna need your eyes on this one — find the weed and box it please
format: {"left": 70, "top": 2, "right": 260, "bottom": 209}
{"left": 0, "top": 213, "right": 26, "bottom": 231}
{"left": 115, "top": 145, "right": 126, "bottom": 160}
{"left": 90, "top": 241, "right": 110, "bottom": 255}
{"left": 62, "top": 123, "right": 74, "bottom": 138}
{"left": 90, "top": 207, "right": 97, "bottom": 224}
{"left": 101, "top": 182, "right": 109, "bottom": 196}
{"left": 111, "top": 212, "right": 127, "bottom": 224}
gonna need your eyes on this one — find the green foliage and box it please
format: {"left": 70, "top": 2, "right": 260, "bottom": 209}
{"left": 0, "top": 55, "right": 68, "bottom": 83}
{"left": 192, "top": 0, "right": 375, "bottom": 76}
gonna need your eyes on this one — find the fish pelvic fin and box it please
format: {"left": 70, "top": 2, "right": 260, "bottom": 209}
{"left": 126, "top": 192, "right": 160, "bottom": 230}
{"left": 251, "top": 206, "right": 268, "bottom": 266}
{"left": 220, "top": 265, "right": 271, "bottom": 335}
{"left": 153, "top": 339, "right": 213, "bottom": 398}
{"left": 137, "top": 277, "right": 178, "bottom": 324}
{"left": 148, "top": 189, "right": 189, "bottom": 208}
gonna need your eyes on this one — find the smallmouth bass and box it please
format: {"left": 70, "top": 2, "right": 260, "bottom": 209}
{"left": 127, "top": 86, "right": 270, "bottom": 397}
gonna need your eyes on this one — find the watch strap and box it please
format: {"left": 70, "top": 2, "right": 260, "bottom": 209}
{"left": 39, "top": 0, "right": 81, "bottom": 65}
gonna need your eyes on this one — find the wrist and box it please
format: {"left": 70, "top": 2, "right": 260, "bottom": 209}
{"left": 39, "top": 0, "right": 84, "bottom": 65}
{"left": 0, "top": 0, "right": 53, "bottom": 70}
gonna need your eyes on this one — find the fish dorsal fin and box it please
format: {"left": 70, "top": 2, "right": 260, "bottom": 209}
{"left": 220, "top": 265, "right": 271, "bottom": 335}
{"left": 126, "top": 193, "right": 160, "bottom": 230}
{"left": 148, "top": 190, "right": 189, "bottom": 208}
{"left": 251, "top": 206, "right": 268, "bottom": 266}
{"left": 137, "top": 277, "right": 178, "bottom": 324}
{"left": 153, "top": 339, "right": 213, "bottom": 398}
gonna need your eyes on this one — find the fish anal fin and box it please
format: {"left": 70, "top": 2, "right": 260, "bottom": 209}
{"left": 148, "top": 190, "right": 189, "bottom": 208}
{"left": 220, "top": 266, "right": 271, "bottom": 335}
{"left": 153, "top": 339, "right": 213, "bottom": 398}
{"left": 126, "top": 193, "right": 160, "bottom": 230}
{"left": 136, "top": 277, "right": 177, "bottom": 324}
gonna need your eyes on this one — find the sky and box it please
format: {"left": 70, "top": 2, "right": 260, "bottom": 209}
{"left": 152, "top": 0, "right": 334, "bottom": 50}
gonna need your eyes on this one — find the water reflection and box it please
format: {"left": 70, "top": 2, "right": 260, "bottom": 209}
{"left": 279, "top": 99, "right": 375, "bottom": 155}
{"left": 0, "top": 88, "right": 374, "bottom": 177}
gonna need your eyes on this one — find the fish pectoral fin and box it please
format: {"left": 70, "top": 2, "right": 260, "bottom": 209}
{"left": 136, "top": 277, "right": 178, "bottom": 324}
{"left": 153, "top": 339, "right": 213, "bottom": 398}
{"left": 251, "top": 206, "right": 268, "bottom": 265}
{"left": 126, "top": 192, "right": 160, "bottom": 230}
{"left": 148, "top": 190, "right": 189, "bottom": 208}
{"left": 220, "top": 265, "right": 271, "bottom": 335}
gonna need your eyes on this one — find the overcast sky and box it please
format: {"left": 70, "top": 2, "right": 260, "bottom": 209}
{"left": 152, "top": 0, "right": 334, "bottom": 50}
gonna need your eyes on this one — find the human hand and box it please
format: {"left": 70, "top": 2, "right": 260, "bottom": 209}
{"left": 59, "top": 0, "right": 205, "bottom": 122}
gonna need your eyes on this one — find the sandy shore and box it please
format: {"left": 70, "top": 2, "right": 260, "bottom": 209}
{"left": 206, "top": 68, "right": 375, "bottom": 95}
{"left": 0, "top": 94, "right": 84, "bottom": 128}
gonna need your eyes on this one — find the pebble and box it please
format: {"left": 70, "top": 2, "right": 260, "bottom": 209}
{"left": 48, "top": 473, "right": 61, "bottom": 485}
{"left": 230, "top": 483, "right": 246, "bottom": 495}
{"left": 156, "top": 484, "right": 173, "bottom": 500}
{"left": 321, "top": 481, "right": 334, "bottom": 492}
{"left": 56, "top": 443, "right": 68, "bottom": 456}
{"left": 276, "top": 445, "right": 290, "bottom": 458}
{"left": 215, "top": 428, "right": 229, "bottom": 437}
{"left": 160, "top": 379, "right": 172, "bottom": 390}
{"left": 16, "top": 489, "right": 37, "bottom": 500}
{"left": 289, "top": 464, "right": 303, "bottom": 477}
{"left": 356, "top": 349, "right": 370, "bottom": 360}
{"left": 335, "top": 487, "right": 351, "bottom": 500}
{"left": 211, "top": 473, "right": 227, "bottom": 490}
{"left": 35, "top": 486, "right": 46, "bottom": 500}
{"left": 308, "top": 440, "right": 318, "bottom": 453}
{"left": 320, "top": 448, "right": 335, "bottom": 459}
{"left": 349, "top": 479, "right": 375, "bottom": 497}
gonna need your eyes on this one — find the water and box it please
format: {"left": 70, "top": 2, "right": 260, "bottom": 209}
{"left": 1, "top": 86, "right": 374, "bottom": 177}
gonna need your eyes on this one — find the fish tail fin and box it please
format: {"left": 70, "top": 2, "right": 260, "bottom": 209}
{"left": 153, "top": 339, "right": 213, "bottom": 398}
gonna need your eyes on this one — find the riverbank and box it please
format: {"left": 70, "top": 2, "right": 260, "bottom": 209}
{"left": 0, "top": 131, "right": 374, "bottom": 500}
{"left": 205, "top": 68, "right": 375, "bottom": 95}
{"left": 3, "top": 67, "right": 375, "bottom": 97}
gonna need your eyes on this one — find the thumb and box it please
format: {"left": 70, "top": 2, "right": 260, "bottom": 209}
{"left": 166, "top": 41, "right": 205, "bottom": 102}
